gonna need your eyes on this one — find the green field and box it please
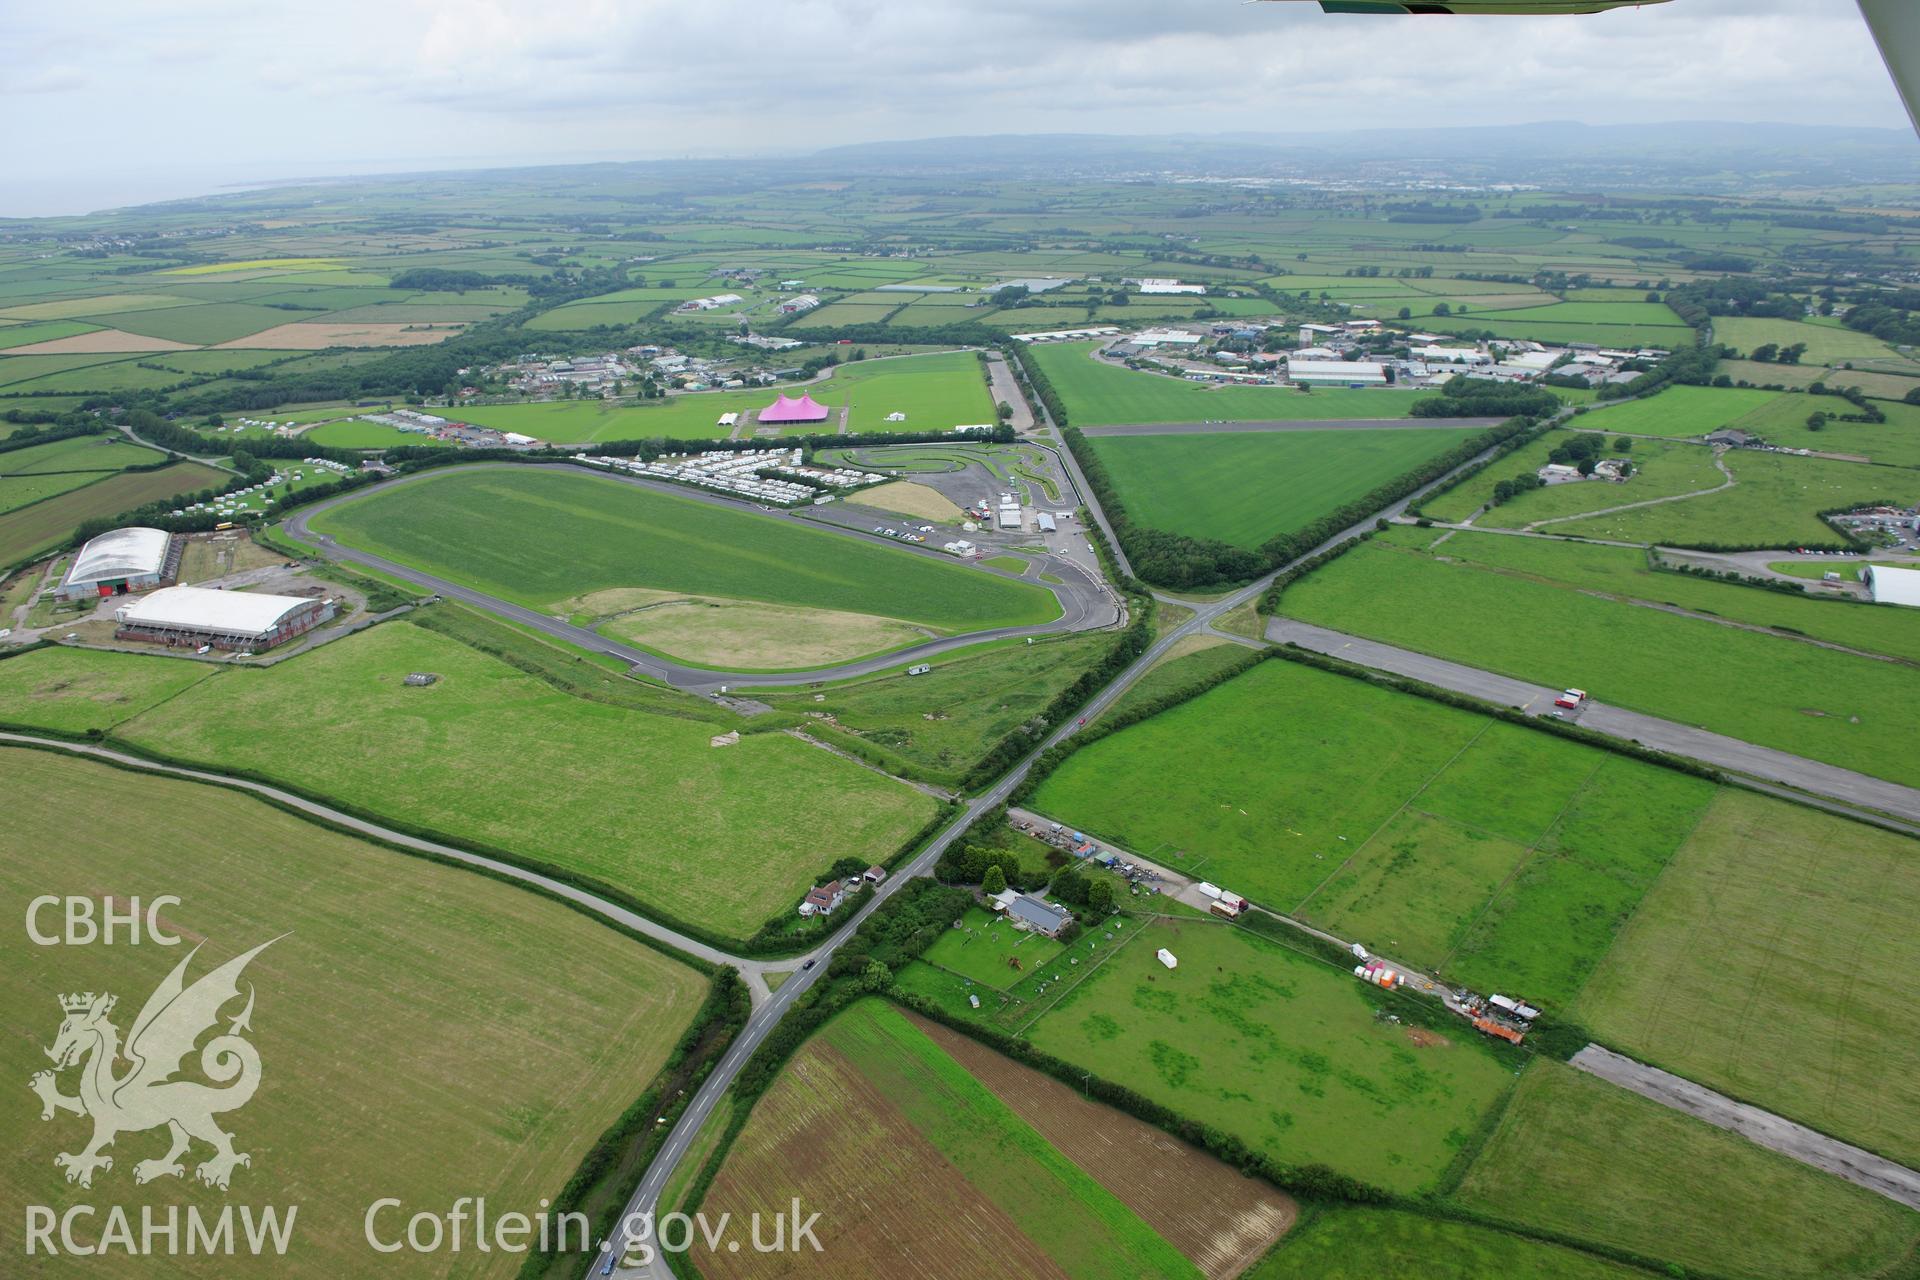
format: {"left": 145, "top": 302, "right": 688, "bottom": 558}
{"left": 1456, "top": 1061, "right": 1919, "bottom": 1280}
{"left": 0, "top": 461, "right": 227, "bottom": 569}
{"left": 1026, "top": 917, "right": 1516, "bottom": 1193}
{"left": 1420, "top": 430, "right": 1723, "bottom": 526}
{"left": 1084, "top": 427, "right": 1480, "bottom": 548}
{"left": 0, "top": 644, "right": 215, "bottom": 733}
{"left": 95, "top": 301, "right": 299, "bottom": 345}
{"left": 309, "top": 466, "right": 1057, "bottom": 635}
{"left": 1248, "top": 1208, "right": 1644, "bottom": 1280}
{"left": 1579, "top": 788, "right": 1920, "bottom": 1166}
{"left": 1551, "top": 448, "right": 1909, "bottom": 546}
{"left": 0, "top": 433, "right": 163, "bottom": 475}
{"left": 1577, "top": 384, "right": 1786, "bottom": 438}
{"left": 0, "top": 617, "right": 938, "bottom": 940}
{"left": 0, "top": 747, "right": 706, "bottom": 1280}
{"left": 1426, "top": 530, "right": 1920, "bottom": 662}
{"left": 1032, "top": 656, "right": 1712, "bottom": 1006}
{"left": 1718, "top": 394, "right": 1920, "bottom": 468}
{"left": 1027, "top": 341, "right": 1426, "bottom": 426}
{"left": 919, "top": 906, "right": 1069, "bottom": 988}
{"left": 456, "top": 352, "right": 994, "bottom": 443}
{"left": 1278, "top": 529, "right": 1920, "bottom": 787}
{"left": 0, "top": 470, "right": 116, "bottom": 516}
{"left": 749, "top": 632, "right": 1110, "bottom": 787}
{"left": 1714, "top": 316, "right": 1908, "bottom": 367}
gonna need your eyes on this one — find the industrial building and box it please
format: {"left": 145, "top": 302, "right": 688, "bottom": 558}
{"left": 114, "top": 586, "right": 335, "bottom": 652}
{"left": 1864, "top": 564, "right": 1920, "bottom": 608}
{"left": 1286, "top": 358, "right": 1387, "bottom": 386}
{"left": 58, "top": 527, "right": 179, "bottom": 600}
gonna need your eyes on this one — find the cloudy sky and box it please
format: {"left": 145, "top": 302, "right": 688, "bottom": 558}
{"left": 2, "top": 0, "right": 1908, "bottom": 216}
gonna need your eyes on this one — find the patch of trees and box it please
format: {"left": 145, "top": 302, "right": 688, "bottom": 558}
{"left": 1409, "top": 377, "right": 1559, "bottom": 419}
{"left": 1595, "top": 340, "right": 1716, "bottom": 403}
{"left": 1807, "top": 382, "right": 1886, "bottom": 423}
{"left": 1841, "top": 302, "right": 1920, "bottom": 347}
{"left": 1675, "top": 252, "right": 1755, "bottom": 274}
{"left": 388, "top": 268, "right": 516, "bottom": 292}
{"left": 1383, "top": 202, "right": 1482, "bottom": 224}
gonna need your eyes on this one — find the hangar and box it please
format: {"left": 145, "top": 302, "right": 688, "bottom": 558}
{"left": 114, "top": 586, "right": 336, "bottom": 652}
{"left": 1864, "top": 565, "right": 1920, "bottom": 609}
{"left": 58, "top": 527, "right": 179, "bottom": 600}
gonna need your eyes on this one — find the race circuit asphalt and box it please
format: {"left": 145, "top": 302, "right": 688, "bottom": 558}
{"left": 283, "top": 461, "right": 1120, "bottom": 692}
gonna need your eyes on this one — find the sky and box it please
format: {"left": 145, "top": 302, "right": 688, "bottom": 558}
{"left": 1, "top": 0, "right": 1910, "bottom": 217}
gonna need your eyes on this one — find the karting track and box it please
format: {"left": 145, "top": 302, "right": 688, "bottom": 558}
{"left": 283, "top": 462, "right": 1121, "bottom": 691}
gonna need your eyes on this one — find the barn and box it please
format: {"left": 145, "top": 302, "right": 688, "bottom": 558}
{"left": 114, "top": 586, "right": 335, "bottom": 652}
{"left": 57, "top": 527, "right": 179, "bottom": 600}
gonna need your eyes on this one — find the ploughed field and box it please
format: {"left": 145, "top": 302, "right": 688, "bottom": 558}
{"left": 688, "top": 999, "right": 1295, "bottom": 1280}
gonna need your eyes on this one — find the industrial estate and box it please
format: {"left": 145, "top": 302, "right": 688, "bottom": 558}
{"left": 6, "top": 12, "right": 1920, "bottom": 1279}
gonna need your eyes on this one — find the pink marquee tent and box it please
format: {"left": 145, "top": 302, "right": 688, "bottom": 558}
{"left": 758, "top": 392, "right": 831, "bottom": 424}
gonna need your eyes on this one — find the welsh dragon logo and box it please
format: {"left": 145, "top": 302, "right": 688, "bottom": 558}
{"left": 30, "top": 938, "right": 280, "bottom": 1191}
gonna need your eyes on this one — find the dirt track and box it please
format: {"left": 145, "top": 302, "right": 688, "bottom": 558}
{"left": 1571, "top": 1045, "right": 1920, "bottom": 1210}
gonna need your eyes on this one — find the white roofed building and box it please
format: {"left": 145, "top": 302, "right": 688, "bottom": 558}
{"left": 1287, "top": 359, "right": 1387, "bottom": 386}
{"left": 59, "top": 527, "right": 178, "bottom": 600}
{"left": 114, "top": 586, "right": 335, "bottom": 652}
{"left": 1864, "top": 565, "right": 1920, "bottom": 608}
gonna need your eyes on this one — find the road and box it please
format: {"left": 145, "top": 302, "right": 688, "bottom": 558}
{"left": 1266, "top": 617, "right": 1920, "bottom": 827}
{"left": 1077, "top": 417, "right": 1503, "bottom": 436}
{"left": 1572, "top": 1046, "right": 1920, "bottom": 1211}
{"left": 283, "top": 461, "right": 1120, "bottom": 692}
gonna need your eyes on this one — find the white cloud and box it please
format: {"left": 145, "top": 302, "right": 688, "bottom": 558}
{"left": 0, "top": 0, "right": 1908, "bottom": 215}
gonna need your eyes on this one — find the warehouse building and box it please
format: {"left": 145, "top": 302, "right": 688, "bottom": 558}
{"left": 114, "top": 586, "right": 335, "bottom": 652}
{"left": 1864, "top": 564, "right": 1920, "bottom": 608}
{"left": 1286, "top": 358, "right": 1387, "bottom": 386}
{"left": 58, "top": 527, "right": 179, "bottom": 600}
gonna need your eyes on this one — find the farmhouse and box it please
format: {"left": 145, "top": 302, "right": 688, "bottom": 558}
{"left": 1864, "top": 565, "right": 1920, "bottom": 608}
{"left": 999, "top": 894, "right": 1073, "bottom": 937}
{"left": 58, "top": 527, "right": 179, "bottom": 600}
{"left": 798, "top": 879, "right": 847, "bottom": 917}
{"left": 759, "top": 392, "right": 831, "bottom": 425}
{"left": 114, "top": 586, "right": 335, "bottom": 652}
{"left": 1287, "top": 358, "right": 1387, "bottom": 386}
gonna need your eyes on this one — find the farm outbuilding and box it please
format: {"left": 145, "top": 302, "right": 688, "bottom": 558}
{"left": 1864, "top": 564, "right": 1920, "bottom": 608}
{"left": 58, "top": 527, "right": 178, "bottom": 600}
{"left": 114, "top": 586, "right": 334, "bottom": 652}
{"left": 1005, "top": 895, "right": 1072, "bottom": 937}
